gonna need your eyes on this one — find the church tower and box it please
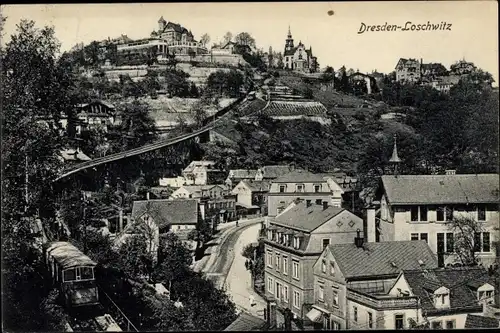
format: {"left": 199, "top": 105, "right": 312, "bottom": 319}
{"left": 388, "top": 134, "right": 402, "bottom": 176}
{"left": 158, "top": 16, "right": 166, "bottom": 32}
{"left": 285, "top": 25, "right": 294, "bottom": 51}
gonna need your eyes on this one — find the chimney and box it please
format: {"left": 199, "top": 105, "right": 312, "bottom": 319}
{"left": 265, "top": 297, "right": 277, "bottom": 328}
{"left": 306, "top": 199, "right": 312, "bottom": 208}
{"left": 365, "top": 205, "right": 376, "bottom": 243}
{"left": 445, "top": 170, "right": 456, "bottom": 175}
{"left": 354, "top": 228, "right": 364, "bottom": 248}
{"left": 323, "top": 201, "right": 329, "bottom": 210}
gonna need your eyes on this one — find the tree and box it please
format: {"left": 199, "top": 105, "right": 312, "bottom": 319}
{"left": 234, "top": 32, "right": 256, "bottom": 48}
{"left": 39, "top": 289, "right": 68, "bottom": 331}
{"left": 2, "top": 19, "right": 71, "bottom": 331}
{"left": 447, "top": 213, "right": 486, "bottom": 266}
{"left": 222, "top": 31, "right": 233, "bottom": 45}
{"left": 118, "top": 235, "right": 154, "bottom": 280}
{"left": 153, "top": 233, "right": 193, "bottom": 283}
{"left": 189, "top": 82, "right": 200, "bottom": 98}
{"left": 200, "top": 33, "right": 210, "bottom": 46}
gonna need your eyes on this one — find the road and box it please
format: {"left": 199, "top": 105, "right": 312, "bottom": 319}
{"left": 224, "top": 223, "right": 267, "bottom": 318}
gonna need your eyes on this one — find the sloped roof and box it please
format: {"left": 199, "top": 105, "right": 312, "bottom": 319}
{"left": 243, "top": 180, "right": 272, "bottom": 192}
{"left": 60, "top": 149, "right": 91, "bottom": 162}
{"left": 260, "top": 165, "right": 294, "bottom": 179}
{"left": 272, "top": 201, "right": 346, "bottom": 232}
{"left": 273, "top": 169, "right": 330, "bottom": 183}
{"left": 131, "top": 199, "right": 198, "bottom": 228}
{"left": 180, "top": 184, "right": 228, "bottom": 194}
{"left": 224, "top": 312, "right": 267, "bottom": 331}
{"left": 403, "top": 267, "right": 493, "bottom": 313}
{"left": 381, "top": 174, "right": 499, "bottom": 205}
{"left": 230, "top": 169, "right": 258, "bottom": 179}
{"left": 329, "top": 241, "right": 438, "bottom": 279}
{"left": 465, "top": 315, "right": 499, "bottom": 329}
{"left": 262, "top": 100, "right": 327, "bottom": 117}
{"left": 77, "top": 100, "right": 115, "bottom": 110}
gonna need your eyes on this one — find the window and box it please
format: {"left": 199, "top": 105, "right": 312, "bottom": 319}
{"left": 420, "top": 206, "right": 428, "bottom": 221}
{"left": 267, "top": 251, "right": 273, "bottom": 267}
{"left": 276, "top": 282, "right": 281, "bottom": 300}
{"left": 81, "top": 267, "right": 93, "bottom": 280}
{"left": 283, "top": 256, "right": 288, "bottom": 275}
{"left": 318, "top": 285, "right": 324, "bottom": 301}
{"left": 316, "top": 199, "right": 322, "bottom": 205}
{"left": 420, "top": 233, "right": 428, "bottom": 243}
{"left": 395, "top": 314, "right": 404, "bottom": 330}
{"left": 410, "top": 206, "right": 419, "bottom": 221}
{"left": 293, "top": 290, "right": 300, "bottom": 308}
{"left": 446, "top": 233, "right": 454, "bottom": 253}
{"left": 322, "top": 238, "right": 330, "bottom": 249}
{"left": 321, "top": 260, "right": 326, "bottom": 273}
{"left": 293, "top": 261, "right": 299, "bottom": 279}
{"left": 446, "top": 207, "right": 454, "bottom": 221}
{"left": 296, "top": 184, "right": 304, "bottom": 192}
{"left": 368, "top": 312, "right": 373, "bottom": 328}
{"left": 267, "top": 277, "right": 274, "bottom": 293}
{"left": 437, "top": 207, "right": 445, "bottom": 221}
{"left": 432, "top": 321, "right": 442, "bottom": 329}
{"left": 63, "top": 269, "right": 76, "bottom": 282}
{"left": 314, "top": 185, "right": 321, "bottom": 193}
{"left": 478, "top": 205, "right": 486, "bottom": 221}
{"left": 276, "top": 253, "right": 280, "bottom": 271}
{"left": 332, "top": 321, "right": 340, "bottom": 330}
{"left": 279, "top": 185, "right": 286, "bottom": 193}
{"left": 332, "top": 288, "right": 339, "bottom": 306}
{"left": 283, "top": 285, "right": 289, "bottom": 302}
{"left": 353, "top": 306, "right": 358, "bottom": 322}
{"left": 445, "top": 320, "right": 455, "bottom": 329}
{"left": 410, "top": 233, "right": 419, "bottom": 241}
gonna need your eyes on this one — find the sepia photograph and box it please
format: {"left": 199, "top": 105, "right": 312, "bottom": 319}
{"left": 1, "top": 1, "right": 499, "bottom": 331}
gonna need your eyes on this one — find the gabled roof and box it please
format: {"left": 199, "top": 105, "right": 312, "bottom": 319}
{"left": 259, "top": 165, "right": 294, "bottom": 179}
{"left": 381, "top": 174, "right": 499, "bottom": 205}
{"left": 224, "top": 312, "right": 267, "bottom": 331}
{"left": 329, "top": 241, "right": 438, "bottom": 279}
{"left": 229, "top": 169, "right": 258, "bottom": 179}
{"left": 403, "top": 267, "right": 493, "bottom": 313}
{"left": 242, "top": 180, "right": 272, "bottom": 192}
{"left": 465, "top": 314, "right": 499, "bottom": 329}
{"left": 77, "top": 100, "right": 115, "bottom": 110}
{"left": 273, "top": 169, "right": 331, "bottom": 183}
{"left": 272, "top": 201, "right": 346, "bottom": 232}
{"left": 46, "top": 241, "right": 96, "bottom": 269}
{"left": 131, "top": 199, "right": 198, "bottom": 228}
{"left": 262, "top": 100, "right": 328, "bottom": 117}
{"left": 59, "top": 149, "right": 91, "bottom": 162}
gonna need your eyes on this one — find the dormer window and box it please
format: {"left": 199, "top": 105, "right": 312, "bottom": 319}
{"left": 433, "top": 286, "right": 450, "bottom": 309}
{"left": 477, "top": 283, "right": 495, "bottom": 304}
{"left": 296, "top": 184, "right": 304, "bottom": 192}
{"left": 279, "top": 185, "right": 286, "bottom": 193}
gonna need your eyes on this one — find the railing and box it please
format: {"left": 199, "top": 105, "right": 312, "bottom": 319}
{"left": 347, "top": 291, "right": 419, "bottom": 309}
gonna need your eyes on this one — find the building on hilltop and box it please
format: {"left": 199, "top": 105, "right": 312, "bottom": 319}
{"left": 395, "top": 58, "right": 422, "bottom": 83}
{"left": 283, "top": 26, "right": 318, "bottom": 73}
{"left": 450, "top": 59, "right": 477, "bottom": 75}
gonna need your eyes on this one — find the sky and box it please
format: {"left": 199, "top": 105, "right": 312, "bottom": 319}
{"left": 2, "top": 2, "right": 498, "bottom": 84}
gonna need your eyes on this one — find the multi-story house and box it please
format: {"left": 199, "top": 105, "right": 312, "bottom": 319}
{"left": 450, "top": 59, "right": 477, "bottom": 75}
{"left": 114, "top": 199, "right": 199, "bottom": 260}
{"left": 181, "top": 161, "right": 226, "bottom": 185}
{"left": 309, "top": 238, "right": 438, "bottom": 330}
{"left": 340, "top": 266, "right": 499, "bottom": 330}
{"left": 395, "top": 58, "right": 422, "bottom": 83}
{"left": 283, "top": 27, "right": 318, "bottom": 73}
{"left": 263, "top": 199, "right": 363, "bottom": 319}
{"left": 231, "top": 179, "right": 272, "bottom": 216}
{"left": 267, "top": 170, "right": 346, "bottom": 218}
{"left": 74, "top": 100, "right": 118, "bottom": 134}
{"left": 368, "top": 173, "right": 499, "bottom": 267}
{"left": 420, "top": 62, "right": 448, "bottom": 78}
{"left": 225, "top": 169, "right": 258, "bottom": 188}
{"left": 170, "top": 184, "right": 236, "bottom": 223}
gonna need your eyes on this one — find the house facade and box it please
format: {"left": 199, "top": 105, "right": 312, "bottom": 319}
{"left": 225, "top": 169, "right": 258, "bottom": 188}
{"left": 75, "top": 100, "right": 117, "bottom": 134}
{"left": 369, "top": 173, "right": 499, "bottom": 267}
{"left": 231, "top": 180, "right": 271, "bottom": 216}
{"left": 283, "top": 27, "right": 318, "bottom": 73}
{"left": 267, "top": 170, "right": 346, "bottom": 218}
{"left": 263, "top": 200, "right": 363, "bottom": 319}
{"left": 309, "top": 239, "right": 438, "bottom": 330}
{"left": 395, "top": 58, "right": 422, "bottom": 83}
{"left": 181, "top": 161, "right": 226, "bottom": 185}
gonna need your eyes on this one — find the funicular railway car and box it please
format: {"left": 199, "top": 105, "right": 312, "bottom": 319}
{"left": 44, "top": 241, "right": 99, "bottom": 308}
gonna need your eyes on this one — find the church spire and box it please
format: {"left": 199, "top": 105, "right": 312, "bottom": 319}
{"left": 389, "top": 134, "right": 402, "bottom": 176}
{"left": 288, "top": 25, "right": 292, "bottom": 37}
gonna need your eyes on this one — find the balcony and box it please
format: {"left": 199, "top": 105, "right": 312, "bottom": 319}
{"left": 347, "top": 291, "right": 419, "bottom": 310}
